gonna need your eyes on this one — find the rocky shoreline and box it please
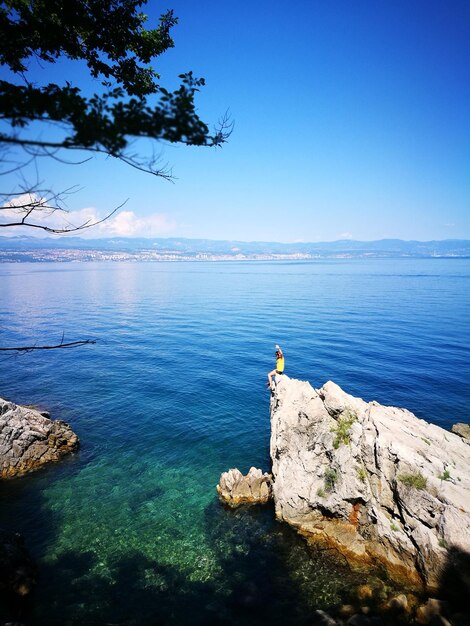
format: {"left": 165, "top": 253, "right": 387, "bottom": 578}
{"left": 1, "top": 384, "right": 468, "bottom": 625}
{"left": 269, "top": 378, "right": 470, "bottom": 592}
{"left": 0, "top": 397, "right": 79, "bottom": 479}
{"left": 218, "top": 376, "right": 470, "bottom": 624}
{"left": 0, "top": 397, "right": 79, "bottom": 613}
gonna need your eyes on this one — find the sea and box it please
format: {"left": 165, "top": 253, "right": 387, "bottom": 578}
{"left": 0, "top": 258, "right": 469, "bottom": 625}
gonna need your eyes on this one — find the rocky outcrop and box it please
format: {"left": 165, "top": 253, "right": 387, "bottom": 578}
{"left": 270, "top": 377, "right": 470, "bottom": 591}
{"left": 217, "top": 467, "right": 272, "bottom": 507}
{"left": 0, "top": 397, "right": 79, "bottom": 478}
{"left": 451, "top": 422, "right": 470, "bottom": 442}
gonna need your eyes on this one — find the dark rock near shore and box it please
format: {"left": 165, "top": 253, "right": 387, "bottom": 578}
{"left": 0, "top": 397, "right": 79, "bottom": 478}
{"left": 0, "top": 529, "right": 37, "bottom": 597}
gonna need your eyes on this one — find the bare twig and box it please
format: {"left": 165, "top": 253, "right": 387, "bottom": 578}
{"left": 0, "top": 339, "right": 96, "bottom": 353}
{"left": 0, "top": 180, "right": 128, "bottom": 233}
{"left": 0, "top": 135, "right": 177, "bottom": 179}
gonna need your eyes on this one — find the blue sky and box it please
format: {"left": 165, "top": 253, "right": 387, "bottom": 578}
{"left": 1, "top": 0, "right": 469, "bottom": 241}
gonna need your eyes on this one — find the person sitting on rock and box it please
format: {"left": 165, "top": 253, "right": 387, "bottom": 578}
{"left": 268, "top": 344, "right": 284, "bottom": 390}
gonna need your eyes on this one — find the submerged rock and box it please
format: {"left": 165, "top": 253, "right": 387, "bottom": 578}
{"left": 217, "top": 467, "right": 272, "bottom": 507}
{"left": 270, "top": 377, "right": 470, "bottom": 592}
{"left": 0, "top": 397, "right": 79, "bottom": 478}
{"left": 0, "top": 529, "right": 37, "bottom": 596}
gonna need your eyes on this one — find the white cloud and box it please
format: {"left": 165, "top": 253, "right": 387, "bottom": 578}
{"left": 2, "top": 192, "right": 40, "bottom": 211}
{"left": 0, "top": 195, "right": 178, "bottom": 238}
{"left": 84, "top": 209, "right": 177, "bottom": 238}
{"left": 338, "top": 232, "right": 353, "bottom": 240}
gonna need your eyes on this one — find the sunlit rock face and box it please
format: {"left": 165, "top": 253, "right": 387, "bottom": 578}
{"left": 270, "top": 377, "right": 470, "bottom": 591}
{"left": 451, "top": 422, "right": 470, "bottom": 442}
{"left": 0, "top": 398, "right": 79, "bottom": 478}
{"left": 217, "top": 467, "right": 272, "bottom": 507}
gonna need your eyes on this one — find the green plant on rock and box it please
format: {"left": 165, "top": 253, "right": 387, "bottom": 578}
{"left": 357, "top": 465, "right": 367, "bottom": 483}
{"left": 397, "top": 472, "right": 427, "bottom": 491}
{"left": 390, "top": 522, "right": 400, "bottom": 532}
{"left": 324, "top": 468, "right": 338, "bottom": 492}
{"left": 438, "top": 469, "right": 452, "bottom": 482}
{"left": 331, "top": 410, "right": 357, "bottom": 449}
{"left": 317, "top": 487, "right": 326, "bottom": 498}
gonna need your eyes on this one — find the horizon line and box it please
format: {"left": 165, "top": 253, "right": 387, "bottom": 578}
{"left": 0, "top": 234, "right": 469, "bottom": 245}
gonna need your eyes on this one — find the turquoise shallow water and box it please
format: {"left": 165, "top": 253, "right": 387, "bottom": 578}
{"left": 0, "top": 259, "right": 469, "bottom": 624}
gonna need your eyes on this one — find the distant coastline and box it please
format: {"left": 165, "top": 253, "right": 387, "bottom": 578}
{"left": 0, "top": 236, "right": 469, "bottom": 262}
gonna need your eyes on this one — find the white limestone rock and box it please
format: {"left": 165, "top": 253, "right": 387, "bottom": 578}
{"left": 270, "top": 377, "right": 470, "bottom": 591}
{"left": 217, "top": 466, "right": 272, "bottom": 507}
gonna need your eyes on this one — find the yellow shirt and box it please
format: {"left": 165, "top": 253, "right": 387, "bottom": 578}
{"left": 276, "top": 356, "right": 285, "bottom": 372}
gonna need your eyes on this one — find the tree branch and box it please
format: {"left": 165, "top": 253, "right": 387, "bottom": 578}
{"left": 0, "top": 173, "right": 128, "bottom": 234}
{"left": 0, "top": 340, "right": 97, "bottom": 353}
{"left": 0, "top": 136, "right": 177, "bottom": 180}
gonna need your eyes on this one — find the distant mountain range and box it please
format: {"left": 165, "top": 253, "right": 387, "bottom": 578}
{"left": 0, "top": 236, "right": 469, "bottom": 261}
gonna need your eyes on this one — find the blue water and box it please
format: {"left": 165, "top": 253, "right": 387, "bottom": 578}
{"left": 0, "top": 258, "right": 469, "bottom": 625}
